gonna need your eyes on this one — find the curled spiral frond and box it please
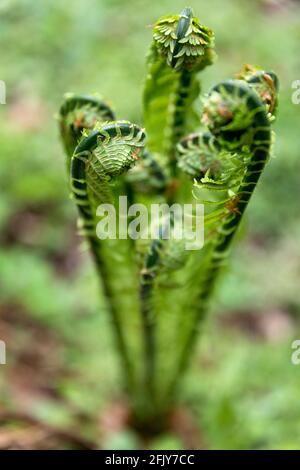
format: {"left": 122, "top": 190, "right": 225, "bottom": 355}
{"left": 237, "top": 64, "right": 279, "bottom": 119}
{"left": 126, "top": 149, "right": 168, "bottom": 194}
{"left": 153, "top": 7, "right": 215, "bottom": 70}
{"left": 176, "top": 131, "right": 221, "bottom": 180}
{"left": 169, "top": 78, "right": 279, "bottom": 397}
{"left": 145, "top": 8, "right": 215, "bottom": 171}
{"left": 59, "top": 94, "right": 115, "bottom": 161}
{"left": 80, "top": 122, "right": 145, "bottom": 176}
{"left": 199, "top": 79, "right": 274, "bottom": 234}
{"left": 66, "top": 121, "right": 146, "bottom": 395}
{"left": 201, "top": 78, "right": 276, "bottom": 154}
{"left": 71, "top": 121, "right": 146, "bottom": 232}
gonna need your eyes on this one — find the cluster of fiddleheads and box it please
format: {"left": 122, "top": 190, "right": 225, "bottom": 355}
{"left": 58, "top": 7, "right": 279, "bottom": 430}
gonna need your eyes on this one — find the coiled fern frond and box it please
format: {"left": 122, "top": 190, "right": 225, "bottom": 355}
{"left": 144, "top": 7, "right": 215, "bottom": 172}
{"left": 153, "top": 7, "right": 214, "bottom": 71}
{"left": 59, "top": 94, "right": 115, "bottom": 167}
{"left": 59, "top": 96, "right": 147, "bottom": 397}
{"left": 168, "top": 76, "right": 278, "bottom": 397}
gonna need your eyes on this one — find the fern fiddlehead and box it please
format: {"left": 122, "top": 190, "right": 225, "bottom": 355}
{"left": 126, "top": 149, "right": 168, "bottom": 194}
{"left": 177, "top": 131, "right": 221, "bottom": 180}
{"left": 144, "top": 7, "right": 215, "bottom": 173}
{"left": 168, "top": 76, "right": 278, "bottom": 398}
{"left": 138, "top": 9, "right": 214, "bottom": 413}
{"left": 59, "top": 94, "right": 115, "bottom": 169}
{"left": 61, "top": 110, "right": 146, "bottom": 393}
{"left": 199, "top": 79, "right": 274, "bottom": 296}
{"left": 73, "top": 122, "right": 146, "bottom": 393}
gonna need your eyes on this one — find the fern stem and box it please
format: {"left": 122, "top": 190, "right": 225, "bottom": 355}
{"left": 140, "top": 239, "right": 161, "bottom": 399}
{"left": 71, "top": 140, "right": 133, "bottom": 391}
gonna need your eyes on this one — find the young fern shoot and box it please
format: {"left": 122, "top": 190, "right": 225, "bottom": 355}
{"left": 59, "top": 97, "right": 147, "bottom": 397}
{"left": 144, "top": 7, "right": 215, "bottom": 173}
{"left": 171, "top": 72, "right": 278, "bottom": 396}
{"left": 58, "top": 8, "right": 279, "bottom": 431}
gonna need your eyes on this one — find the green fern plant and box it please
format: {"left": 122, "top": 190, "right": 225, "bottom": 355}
{"left": 58, "top": 8, "right": 279, "bottom": 432}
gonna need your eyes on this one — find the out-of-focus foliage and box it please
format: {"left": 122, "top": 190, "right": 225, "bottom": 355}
{"left": 0, "top": 0, "right": 300, "bottom": 449}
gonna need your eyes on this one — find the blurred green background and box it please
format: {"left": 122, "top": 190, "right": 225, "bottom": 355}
{"left": 0, "top": 0, "right": 300, "bottom": 449}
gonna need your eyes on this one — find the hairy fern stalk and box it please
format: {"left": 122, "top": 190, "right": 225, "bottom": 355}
{"left": 58, "top": 8, "right": 279, "bottom": 431}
